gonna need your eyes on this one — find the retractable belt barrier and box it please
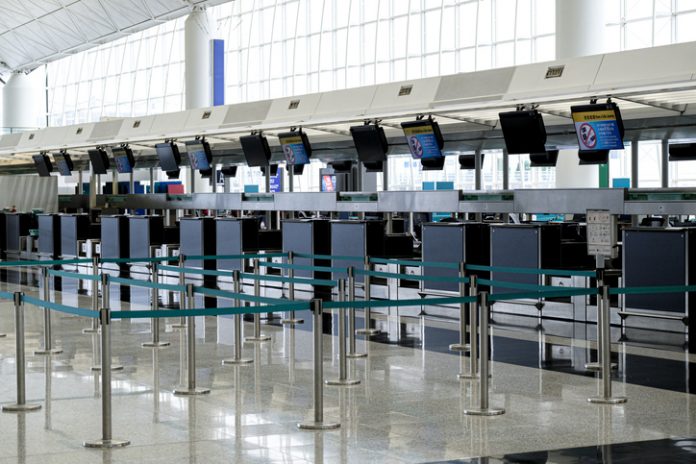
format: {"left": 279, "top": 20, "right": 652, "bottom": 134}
{"left": 47, "top": 269, "right": 101, "bottom": 281}
{"left": 0, "top": 258, "right": 93, "bottom": 267}
{"left": 294, "top": 252, "right": 362, "bottom": 261}
{"left": 354, "top": 268, "right": 469, "bottom": 284}
{"left": 257, "top": 261, "right": 344, "bottom": 274}
{"left": 466, "top": 263, "right": 596, "bottom": 278}
{"left": 369, "top": 257, "right": 460, "bottom": 270}
{"left": 21, "top": 294, "right": 97, "bottom": 319}
{"left": 111, "top": 301, "right": 309, "bottom": 320}
{"left": 183, "top": 252, "right": 288, "bottom": 261}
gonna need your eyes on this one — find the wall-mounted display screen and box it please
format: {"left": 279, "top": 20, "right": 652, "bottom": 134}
{"left": 240, "top": 134, "right": 271, "bottom": 167}
{"left": 278, "top": 131, "right": 311, "bottom": 165}
{"left": 88, "top": 148, "right": 110, "bottom": 174}
{"left": 400, "top": 119, "right": 444, "bottom": 160}
{"left": 351, "top": 124, "right": 389, "bottom": 163}
{"left": 110, "top": 146, "right": 135, "bottom": 174}
{"left": 499, "top": 110, "right": 547, "bottom": 154}
{"left": 321, "top": 174, "right": 336, "bottom": 192}
{"left": 570, "top": 103, "right": 624, "bottom": 151}
{"left": 54, "top": 153, "right": 73, "bottom": 176}
{"left": 155, "top": 142, "right": 181, "bottom": 172}
{"left": 33, "top": 154, "right": 53, "bottom": 177}
{"left": 185, "top": 140, "right": 212, "bottom": 171}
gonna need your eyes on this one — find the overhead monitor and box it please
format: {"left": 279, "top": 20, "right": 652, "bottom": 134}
{"left": 278, "top": 130, "right": 311, "bottom": 165}
{"left": 88, "top": 148, "right": 110, "bottom": 174}
{"left": 363, "top": 161, "right": 383, "bottom": 172}
{"left": 110, "top": 146, "right": 135, "bottom": 174}
{"left": 185, "top": 139, "right": 212, "bottom": 171}
{"left": 293, "top": 164, "right": 305, "bottom": 175}
{"left": 155, "top": 142, "right": 181, "bottom": 172}
{"left": 260, "top": 164, "right": 279, "bottom": 176}
{"left": 421, "top": 157, "right": 445, "bottom": 171}
{"left": 220, "top": 166, "right": 238, "bottom": 177}
{"left": 529, "top": 150, "right": 559, "bottom": 167}
{"left": 579, "top": 149, "right": 609, "bottom": 165}
{"left": 240, "top": 133, "right": 271, "bottom": 167}
{"left": 458, "top": 153, "right": 485, "bottom": 170}
{"left": 570, "top": 102, "right": 625, "bottom": 151}
{"left": 669, "top": 143, "right": 696, "bottom": 161}
{"left": 350, "top": 123, "right": 389, "bottom": 163}
{"left": 400, "top": 119, "right": 444, "bottom": 160}
{"left": 166, "top": 169, "right": 181, "bottom": 179}
{"left": 498, "top": 110, "right": 547, "bottom": 154}
{"left": 54, "top": 152, "right": 74, "bottom": 176}
{"left": 33, "top": 154, "right": 53, "bottom": 177}
{"left": 330, "top": 161, "right": 353, "bottom": 173}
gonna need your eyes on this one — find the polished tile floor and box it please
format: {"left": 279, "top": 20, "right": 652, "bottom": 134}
{"left": 0, "top": 268, "right": 695, "bottom": 463}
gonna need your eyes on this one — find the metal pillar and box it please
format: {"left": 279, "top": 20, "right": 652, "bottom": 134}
{"left": 631, "top": 141, "right": 639, "bottom": 188}
{"left": 82, "top": 257, "right": 100, "bottom": 334}
{"left": 34, "top": 268, "right": 62, "bottom": 355}
{"left": 326, "top": 280, "right": 360, "bottom": 386}
{"left": 91, "top": 275, "right": 124, "bottom": 372}
{"left": 223, "top": 270, "right": 253, "bottom": 365}
{"left": 3, "top": 292, "right": 41, "bottom": 412}
{"left": 281, "top": 251, "right": 303, "bottom": 325}
{"left": 173, "top": 254, "right": 186, "bottom": 329}
{"left": 174, "top": 284, "right": 210, "bottom": 395}
{"left": 142, "top": 262, "right": 170, "bottom": 348}
{"left": 356, "top": 258, "right": 380, "bottom": 336}
{"left": 245, "top": 259, "right": 270, "bottom": 342}
{"left": 346, "top": 267, "right": 366, "bottom": 358}
{"left": 449, "top": 262, "right": 469, "bottom": 352}
{"left": 459, "top": 275, "right": 479, "bottom": 379}
{"left": 661, "top": 139, "right": 669, "bottom": 188}
{"left": 297, "top": 299, "right": 340, "bottom": 430}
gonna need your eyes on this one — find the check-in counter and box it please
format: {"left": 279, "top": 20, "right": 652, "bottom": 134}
{"left": 215, "top": 217, "right": 261, "bottom": 271}
{"left": 422, "top": 222, "right": 490, "bottom": 293}
{"left": 6, "top": 213, "right": 31, "bottom": 256}
{"left": 37, "top": 214, "right": 61, "bottom": 259}
{"left": 282, "top": 219, "right": 331, "bottom": 279}
{"left": 180, "top": 217, "right": 216, "bottom": 270}
{"left": 331, "top": 219, "right": 385, "bottom": 283}
{"left": 60, "top": 214, "right": 97, "bottom": 258}
{"left": 101, "top": 215, "right": 130, "bottom": 260}
{"left": 129, "top": 215, "right": 175, "bottom": 260}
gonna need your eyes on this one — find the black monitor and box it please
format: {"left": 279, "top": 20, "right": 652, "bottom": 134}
{"left": 458, "top": 153, "right": 485, "bottom": 170}
{"left": 421, "top": 157, "right": 446, "bottom": 171}
{"left": 529, "top": 150, "right": 559, "bottom": 167}
{"left": 185, "top": 139, "right": 212, "bottom": 171}
{"left": 570, "top": 102, "right": 624, "bottom": 151}
{"left": 499, "top": 110, "right": 547, "bottom": 154}
{"left": 351, "top": 123, "right": 388, "bottom": 163}
{"left": 110, "top": 146, "right": 135, "bottom": 173}
{"left": 155, "top": 142, "right": 181, "bottom": 172}
{"left": 240, "top": 133, "right": 271, "bottom": 167}
{"left": 220, "top": 165, "right": 238, "bottom": 177}
{"left": 330, "top": 161, "right": 353, "bottom": 173}
{"left": 579, "top": 149, "right": 609, "bottom": 165}
{"left": 166, "top": 169, "right": 181, "bottom": 179}
{"left": 88, "top": 148, "right": 110, "bottom": 174}
{"left": 279, "top": 130, "right": 311, "bottom": 165}
{"left": 364, "top": 161, "right": 384, "bottom": 172}
{"left": 33, "top": 154, "right": 53, "bottom": 177}
{"left": 54, "top": 152, "right": 74, "bottom": 176}
{"left": 401, "top": 119, "right": 444, "bottom": 159}
{"left": 293, "top": 164, "right": 305, "bottom": 175}
{"left": 260, "top": 165, "right": 279, "bottom": 176}
{"left": 668, "top": 143, "right": 696, "bottom": 161}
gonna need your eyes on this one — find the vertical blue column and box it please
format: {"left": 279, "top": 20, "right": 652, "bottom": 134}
{"left": 212, "top": 39, "right": 225, "bottom": 106}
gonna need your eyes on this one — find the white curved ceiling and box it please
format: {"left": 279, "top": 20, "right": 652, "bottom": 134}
{"left": 0, "top": 0, "right": 229, "bottom": 72}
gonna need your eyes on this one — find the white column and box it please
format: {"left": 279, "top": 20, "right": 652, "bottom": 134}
{"left": 555, "top": 0, "right": 609, "bottom": 188}
{"left": 3, "top": 69, "right": 46, "bottom": 131}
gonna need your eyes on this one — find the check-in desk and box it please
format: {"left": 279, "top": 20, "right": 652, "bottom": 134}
{"left": 180, "top": 217, "right": 216, "bottom": 270}
{"left": 331, "top": 220, "right": 385, "bottom": 285}
{"left": 623, "top": 227, "right": 695, "bottom": 341}
{"left": 215, "top": 217, "right": 260, "bottom": 272}
{"left": 129, "top": 215, "right": 179, "bottom": 260}
{"left": 60, "top": 214, "right": 97, "bottom": 258}
{"left": 6, "top": 213, "right": 31, "bottom": 258}
{"left": 101, "top": 215, "right": 130, "bottom": 263}
{"left": 282, "top": 219, "right": 331, "bottom": 280}
{"left": 37, "top": 214, "right": 61, "bottom": 259}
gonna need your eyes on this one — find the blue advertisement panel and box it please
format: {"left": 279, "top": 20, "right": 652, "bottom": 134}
{"left": 572, "top": 109, "right": 624, "bottom": 151}
{"left": 403, "top": 124, "right": 442, "bottom": 159}
{"left": 115, "top": 155, "right": 132, "bottom": 173}
{"left": 279, "top": 135, "right": 309, "bottom": 165}
{"left": 188, "top": 147, "right": 210, "bottom": 170}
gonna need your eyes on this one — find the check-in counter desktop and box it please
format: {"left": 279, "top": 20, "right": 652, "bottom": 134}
{"left": 215, "top": 216, "right": 261, "bottom": 272}
{"left": 282, "top": 219, "right": 331, "bottom": 280}
{"left": 37, "top": 214, "right": 61, "bottom": 259}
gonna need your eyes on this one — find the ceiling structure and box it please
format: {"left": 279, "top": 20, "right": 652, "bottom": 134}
{"left": 0, "top": 0, "right": 230, "bottom": 73}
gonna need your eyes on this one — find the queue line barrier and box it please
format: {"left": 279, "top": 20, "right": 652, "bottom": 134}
{"left": 466, "top": 263, "right": 596, "bottom": 278}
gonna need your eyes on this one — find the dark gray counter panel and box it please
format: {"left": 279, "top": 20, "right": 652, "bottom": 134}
{"left": 331, "top": 220, "right": 384, "bottom": 283}
{"left": 6, "top": 213, "right": 30, "bottom": 253}
{"left": 101, "top": 216, "right": 129, "bottom": 260}
{"left": 180, "top": 217, "right": 216, "bottom": 269}
{"left": 60, "top": 214, "right": 91, "bottom": 257}
{"left": 129, "top": 216, "right": 164, "bottom": 259}
{"left": 215, "top": 217, "right": 260, "bottom": 271}
{"left": 37, "top": 214, "right": 60, "bottom": 257}
{"left": 490, "top": 225, "right": 540, "bottom": 294}
{"left": 282, "top": 219, "right": 330, "bottom": 279}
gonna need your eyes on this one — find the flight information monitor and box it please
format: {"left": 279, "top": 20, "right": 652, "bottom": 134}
{"left": 278, "top": 131, "right": 311, "bottom": 165}
{"left": 33, "top": 154, "right": 53, "bottom": 177}
{"left": 571, "top": 103, "right": 624, "bottom": 151}
{"left": 350, "top": 123, "right": 388, "bottom": 163}
{"left": 499, "top": 110, "right": 547, "bottom": 154}
{"left": 111, "top": 146, "right": 135, "bottom": 174}
{"left": 155, "top": 142, "right": 181, "bottom": 172}
{"left": 240, "top": 134, "right": 271, "bottom": 167}
{"left": 88, "top": 148, "right": 110, "bottom": 174}
{"left": 54, "top": 153, "right": 74, "bottom": 176}
{"left": 185, "top": 140, "right": 212, "bottom": 171}
{"left": 400, "top": 119, "right": 444, "bottom": 160}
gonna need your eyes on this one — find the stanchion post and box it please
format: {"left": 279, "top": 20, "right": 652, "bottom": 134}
{"left": 356, "top": 257, "right": 380, "bottom": 336}
{"left": 83, "top": 279, "right": 130, "bottom": 448}
{"left": 326, "top": 279, "right": 360, "bottom": 386}
{"left": 223, "top": 270, "right": 253, "bottom": 365}
{"left": 142, "top": 262, "right": 170, "bottom": 348}
{"left": 82, "top": 256, "right": 100, "bottom": 334}
{"left": 585, "top": 266, "right": 617, "bottom": 372}
{"left": 464, "top": 292, "right": 505, "bottom": 416}
{"left": 459, "top": 275, "right": 479, "bottom": 380}
{"left": 588, "top": 284, "right": 627, "bottom": 405}
{"left": 281, "top": 251, "right": 303, "bottom": 325}
{"left": 298, "top": 299, "right": 340, "bottom": 430}
{"left": 174, "top": 284, "right": 210, "bottom": 396}
{"left": 91, "top": 275, "right": 124, "bottom": 372}
{"left": 34, "top": 267, "right": 62, "bottom": 355}
{"left": 346, "top": 267, "right": 366, "bottom": 358}
{"left": 245, "top": 259, "right": 271, "bottom": 342}
{"left": 3, "top": 292, "right": 41, "bottom": 413}
{"left": 172, "top": 254, "right": 187, "bottom": 329}
{"left": 450, "top": 262, "right": 470, "bottom": 352}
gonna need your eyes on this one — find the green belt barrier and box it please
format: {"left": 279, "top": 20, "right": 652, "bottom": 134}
{"left": 257, "top": 261, "right": 344, "bottom": 274}
{"left": 193, "top": 285, "right": 294, "bottom": 306}
{"left": 369, "top": 257, "right": 460, "bottom": 270}
{"left": 609, "top": 285, "right": 696, "bottom": 296}
{"left": 0, "top": 290, "right": 14, "bottom": 300}
{"left": 22, "top": 295, "right": 97, "bottom": 318}
{"left": 477, "top": 278, "right": 581, "bottom": 292}
{"left": 324, "top": 295, "right": 476, "bottom": 310}
{"left": 488, "top": 287, "right": 596, "bottom": 303}
{"left": 47, "top": 269, "right": 100, "bottom": 281}
{"left": 111, "top": 301, "right": 310, "bottom": 320}
{"left": 159, "top": 265, "right": 230, "bottom": 278}
{"left": 354, "top": 268, "right": 469, "bottom": 283}
{"left": 0, "top": 258, "right": 93, "bottom": 267}
{"left": 184, "top": 252, "right": 288, "bottom": 261}
{"left": 100, "top": 256, "right": 178, "bottom": 265}
{"left": 109, "top": 275, "right": 186, "bottom": 293}
{"left": 239, "top": 272, "right": 337, "bottom": 287}
{"left": 466, "top": 263, "right": 596, "bottom": 278}
{"left": 294, "top": 253, "right": 363, "bottom": 261}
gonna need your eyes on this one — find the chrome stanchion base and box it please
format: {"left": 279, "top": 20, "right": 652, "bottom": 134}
{"left": 584, "top": 362, "right": 618, "bottom": 371}
{"left": 141, "top": 341, "right": 171, "bottom": 348}
{"left": 297, "top": 421, "right": 340, "bottom": 431}
{"left": 83, "top": 439, "right": 130, "bottom": 449}
{"left": 355, "top": 328, "right": 380, "bottom": 336}
{"left": 245, "top": 336, "right": 271, "bottom": 342}
{"left": 2, "top": 403, "right": 41, "bottom": 412}
{"left": 325, "top": 378, "right": 360, "bottom": 386}
{"left": 588, "top": 396, "right": 627, "bottom": 404}
{"left": 173, "top": 387, "right": 210, "bottom": 396}
{"left": 463, "top": 407, "right": 505, "bottom": 416}
{"left": 91, "top": 364, "right": 124, "bottom": 372}
{"left": 346, "top": 352, "right": 368, "bottom": 359}
{"left": 449, "top": 343, "right": 470, "bottom": 352}
{"left": 34, "top": 348, "right": 63, "bottom": 355}
{"left": 281, "top": 318, "right": 304, "bottom": 325}
{"left": 222, "top": 358, "right": 253, "bottom": 365}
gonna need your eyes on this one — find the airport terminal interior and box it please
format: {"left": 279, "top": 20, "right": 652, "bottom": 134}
{"left": 6, "top": 0, "right": 696, "bottom": 463}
